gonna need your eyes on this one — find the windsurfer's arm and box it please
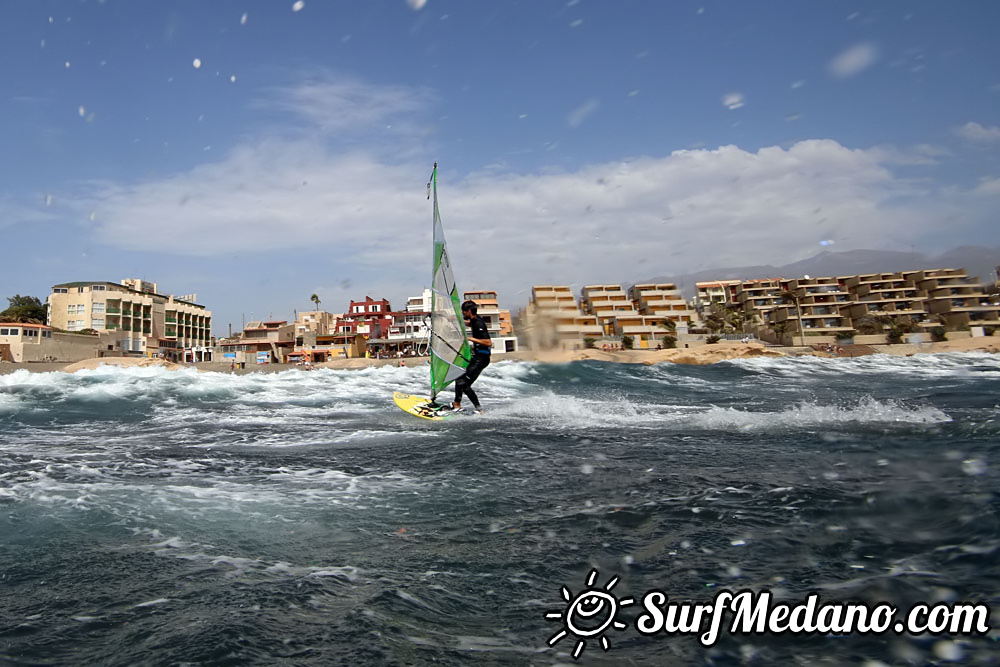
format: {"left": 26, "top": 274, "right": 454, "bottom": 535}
{"left": 469, "top": 336, "right": 492, "bottom": 348}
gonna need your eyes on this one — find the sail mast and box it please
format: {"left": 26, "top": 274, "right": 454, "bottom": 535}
{"left": 429, "top": 162, "right": 439, "bottom": 402}
{"left": 427, "top": 162, "right": 471, "bottom": 403}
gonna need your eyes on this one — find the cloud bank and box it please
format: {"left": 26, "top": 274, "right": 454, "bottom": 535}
{"left": 53, "top": 71, "right": 998, "bottom": 308}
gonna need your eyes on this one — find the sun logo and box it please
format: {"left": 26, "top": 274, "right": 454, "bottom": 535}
{"left": 546, "top": 568, "right": 634, "bottom": 660}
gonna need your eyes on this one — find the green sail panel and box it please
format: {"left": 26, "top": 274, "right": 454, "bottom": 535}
{"left": 428, "top": 165, "right": 470, "bottom": 401}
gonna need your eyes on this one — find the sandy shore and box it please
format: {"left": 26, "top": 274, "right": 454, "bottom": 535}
{"left": 1, "top": 337, "right": 997, "bottom": 375}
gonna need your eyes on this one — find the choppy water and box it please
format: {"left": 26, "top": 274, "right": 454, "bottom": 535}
{"left": 1, "top": 354, "right": 998, "bottom": 665}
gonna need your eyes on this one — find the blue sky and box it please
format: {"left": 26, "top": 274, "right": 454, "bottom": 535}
{"left": 2, "top": 0, "right": 998, "bottom": 333}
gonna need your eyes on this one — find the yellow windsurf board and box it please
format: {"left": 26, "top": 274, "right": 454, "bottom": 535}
{"left": 393, "top": 391, "right": 455, "bottom": 421}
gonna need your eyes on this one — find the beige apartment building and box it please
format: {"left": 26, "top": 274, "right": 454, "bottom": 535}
{"left": 577, "top": 283, "right": 695, "bottom": 348}
{"left": 716, "top": 267, "right": 999, "bottom": 345}
{"left": 770, "top": 276, "right": 854, "bottom": 342}
{"left": 906, "top": 269, "right": 1000, "bottom": 330}
{"left": 696, "top": 280, "right": 741, "bottom": 307}
{"left": 47, "top": 279, "right": 213, "bottom": 361}
{"left": 580, "top": 284, "right": 639, "bottom": 336}
{"left": 518, "top": 285, "right": 602, "bottom": 349}
{"left": 294, "top": 310, "right": 338, "bottom": 337}
{"left": 844, "top": 272, "right": 929, "bottom": 329}
{"left": 629, "top": 283, "right": 698, "bottom": 326}
{"left": 733, "top": 279, "right": 788, "bottom": 326}
{"left": 221, "top": 320, "right": 295, "bottom": 365}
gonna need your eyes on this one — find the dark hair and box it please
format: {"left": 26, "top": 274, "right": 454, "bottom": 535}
{"left": 461, "top": 300, "right": 478, "bottom": 314}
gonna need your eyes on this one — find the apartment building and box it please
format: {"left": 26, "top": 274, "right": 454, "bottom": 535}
{"left": 519, "top": 285, "right": 602, "bottom": 349}
{"left": 844, "top": 272, "right": 928, "bottom": 328}
{"left": 629, "top": 283, "right": 698, "bottom": 326}
{"left": 47, "top": 279, "right": 213, "bottom": 361}
{"left": 733, "top": 279, "right": 788, "bottom": 326}
{"left": 294, "top": 310, "right": 337, "bottom": 337}
{"left": 770, "top": 276, "right": 854, "bottom": 342}
{"left": 696, "top": 280, "right": 741, "bottom": 307}
{"left": 576, "top": 284, "right": 679, "bottom": 348}
{"left": 580, "top": 284, "right": 638, "bottom": 336}
{"left": 706, "top": 266, "right": 999, "bottom": 344}
{"left": 220, "top": 320, "right": 295, "bottom": 364}
{"left": 906, "top": 269, "right": 1000, "bottom": 330}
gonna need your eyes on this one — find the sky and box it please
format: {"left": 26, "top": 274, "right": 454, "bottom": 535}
{"left": 2, "top": 0, "right": 999, "bottom": 333}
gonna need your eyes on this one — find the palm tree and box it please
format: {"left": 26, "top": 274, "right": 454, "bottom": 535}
{"left": 658, "top": 318, "right": 678, "bottom": 348}
{"left": 780, "top": 291, "right": 805, "bottom": 346}
{"left": 877, "top": 314, "right": 914, "bottom": 344}
{"left": 310, "top": 293, "right": 321, "bottom": 310}
{"left": 704, "top": 303, "right": 727, "bottom": 334}
{"left": 772, "top": 320, "right": 789, "bottom": 344}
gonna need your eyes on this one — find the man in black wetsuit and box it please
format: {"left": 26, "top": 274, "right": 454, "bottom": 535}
{"left": 448, "top": 300, "right": 492, "bottom": 413}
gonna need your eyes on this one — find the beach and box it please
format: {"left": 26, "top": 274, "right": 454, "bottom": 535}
{"left": 2, "top": 336, "right": 997, "bottom": 376}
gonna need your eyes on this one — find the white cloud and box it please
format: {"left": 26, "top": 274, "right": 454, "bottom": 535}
{"left": 47, "top": 74, "right": 994, "bottom": 314}
{"left": 955, "top": 121, "right": 1000, "bottom": 143}
{"left": 722, "top": 92, "right": 745, "bottom": 110}
{"left": 567, "top": 99, "right": 599, "bottom": 128}
{"left": 971, "top": 177, "right": 1000, "bottom": 196}
{"left": 256, "top": 71, "right": 436, "bottom": 139}
{"left": 829, "top": 42, "right": 878, "bottom": 78}
{"left": 61, "top": 135, "right": 973, "bottom": 310}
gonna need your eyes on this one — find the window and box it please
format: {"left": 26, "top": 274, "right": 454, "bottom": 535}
{"left": 23, "top": 328, "right": 39, "bottom": 337}
{"left": 0, "top": 328, "right": 17, "bottom": 336}
{"left": 54, "top": 288, "right": 68, "bottom": 294}
{"left": 92, "top": 285, "right": 106, "bottom": 291}
{"left": 43, "top": 330, "right": 51, "bottom": 338}
{"left": 91, "top": 318, "right": 106, "bottom": 329}
{"left": 92, "top": 302, "right": 105, "bottom": 313}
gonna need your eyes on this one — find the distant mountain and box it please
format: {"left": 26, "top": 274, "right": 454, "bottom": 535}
{"left": 640, "top": 246, "right": 1000, "bottom": 297}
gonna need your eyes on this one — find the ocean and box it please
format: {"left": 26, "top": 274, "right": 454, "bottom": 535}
{"left": 1, "top": 354, "right": 998, "bottom": 666}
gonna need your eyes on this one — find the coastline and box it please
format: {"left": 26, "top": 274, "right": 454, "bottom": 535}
{"left": 1, "top": 337, "right": 998, "bottom": 375}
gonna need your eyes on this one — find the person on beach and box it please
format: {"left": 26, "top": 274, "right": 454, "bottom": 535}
{"left": 441, "top": 300, "right": 491, "bottom": 414}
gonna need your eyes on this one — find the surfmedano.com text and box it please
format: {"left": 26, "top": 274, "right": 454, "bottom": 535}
{"left": 635, "top": 589, "right": 991, "bottom": 646}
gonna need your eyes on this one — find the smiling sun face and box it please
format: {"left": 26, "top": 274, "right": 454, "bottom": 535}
{"left": 567, "top": 591, "right": 616, "bottom": 635}
{"left": 546, "top": 569, "right": 634, "bottom": 660}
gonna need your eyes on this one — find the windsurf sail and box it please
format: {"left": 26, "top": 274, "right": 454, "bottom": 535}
{"left": 427, "top": 163, "right": 470, "bottom": 402}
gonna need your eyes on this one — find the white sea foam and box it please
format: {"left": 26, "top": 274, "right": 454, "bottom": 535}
{"left": 689, "top": 397, "right": 951, "bottom": 431}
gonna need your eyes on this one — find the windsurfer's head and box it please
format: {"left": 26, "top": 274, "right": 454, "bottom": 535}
{"left": 461, "top": 300, "right": 478, "bottom": 315}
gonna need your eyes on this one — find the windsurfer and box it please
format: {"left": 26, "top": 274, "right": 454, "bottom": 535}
{"left": 444, "top": 300, "right": 491, "bottom": 413}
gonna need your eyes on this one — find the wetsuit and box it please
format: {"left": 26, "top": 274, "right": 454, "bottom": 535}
{"left": 455, "top": 314, "right": 491, "bottom": 408}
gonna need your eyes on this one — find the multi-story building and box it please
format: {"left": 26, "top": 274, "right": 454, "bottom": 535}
{"left": 733, "top": 279, "right": 789, "bottom": 327}
{"left": 580, "top": 285, "right": 637, "bottom": 336}
{"left": 220, "top": 320, "right": 295, "bottom": 365}
{"left": 700, "top": 266, "right": 999, "bottom": 345}
{"left": 844, "top": 272, "right": 928, "bottom": 329}
{"left": 47, "top": 279, "right": 213, "bottom": 361}
{"left": 906, "top": 269, "right": 1000, "bottom": 330}
{"left": 294, "top": 310, "right": 337, "bottom": 337}
{"left": 769, "top": 276, "right": 854, "bottom": 343}
{"left": 518, "top": 285, "right": 602, "bottom": 349}
{"left": 696, "top": 280, "right": 741, "bottom": 307}
{"left": 629, "top": 283, "right": 698, "bottom": 326}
